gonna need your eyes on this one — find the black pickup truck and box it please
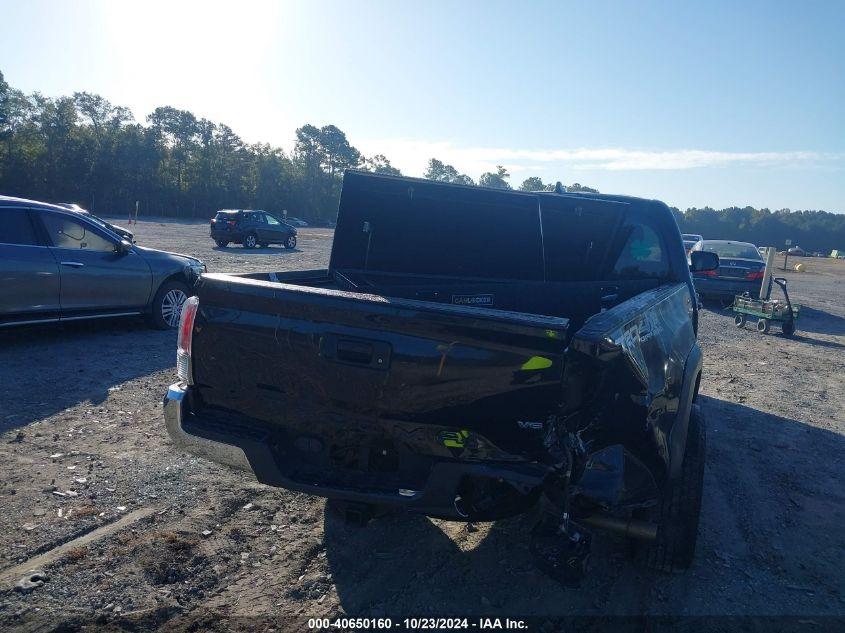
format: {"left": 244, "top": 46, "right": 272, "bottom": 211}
{"left": 164, "top": 171, "right": 719, "bottom": 582}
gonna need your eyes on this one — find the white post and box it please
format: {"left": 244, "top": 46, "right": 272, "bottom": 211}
{"left": 760, "top": 246, "right": 776, "bottom": 299}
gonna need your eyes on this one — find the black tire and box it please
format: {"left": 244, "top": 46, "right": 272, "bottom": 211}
{"left": 644, "top": 403, "right": 706, "bottom": 572}
{"left": 284, "top": 235, "right": 297, "bottom": 249}
{"left": 149, "top": 280, "right": 190, "bottom": 330}
{"left": 781, "top": 321, "right": 795, "bottom": 337}
{"left": 243, "top": 233, "right": 258, "bottom": 249}
{"left": 215, "top": 239, "right": 229, "bottom": 248}
{"left": 734, "top": 314, "right": 746, "bottom": 328}
{"left": 756, "top": 318, "right": 770, "bottom": 334}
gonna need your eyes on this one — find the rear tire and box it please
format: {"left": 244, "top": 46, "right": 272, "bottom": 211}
{"left": 644, "top": 403, "right": 706, "bottom": 573}
{"left": 734, "top": 314, "right": 746, "bottom": 328}
{"left": 150, "top": 280, "right": 190, "bottom": 330}
{"left": 243, "top": 233, "right": 258, "bottom": 249}
{"left": 215, "top": 239, "right": 229, "bottom": 248}
{"left": 757, "top": 318, "right": 770, "bottom": 334}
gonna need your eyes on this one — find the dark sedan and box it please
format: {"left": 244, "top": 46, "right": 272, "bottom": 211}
{"left": 210, "top": 209, "right": 297, "bottom": 249}
{"left": 1, "top": 196, "right": 205, "bottom": 329}
{"left": 691, "top": 240, "right": 765, "bottom": 301}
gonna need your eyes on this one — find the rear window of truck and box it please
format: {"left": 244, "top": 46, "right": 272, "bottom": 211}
{"left": 333, "top": 183, "right": 545, "bottom": 280}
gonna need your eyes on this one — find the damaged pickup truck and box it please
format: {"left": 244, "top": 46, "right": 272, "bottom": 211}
{"left": 164, "top": 171, "right": 720, "bottom": 583}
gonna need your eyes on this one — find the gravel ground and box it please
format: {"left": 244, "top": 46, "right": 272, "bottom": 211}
{"left": 1, "top": 217, "right": 844, "bottom": 630}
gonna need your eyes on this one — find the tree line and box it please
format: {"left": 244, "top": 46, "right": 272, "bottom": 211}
{"left": 671, "top": 206, "right": 845, "bottom": 253}
{"left": 1, "top": 70, "right": 843, "bottom": 250}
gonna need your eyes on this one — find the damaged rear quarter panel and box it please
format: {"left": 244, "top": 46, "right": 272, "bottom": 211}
{"left": 566, "top": 283, "right": 697, "bottom": 490}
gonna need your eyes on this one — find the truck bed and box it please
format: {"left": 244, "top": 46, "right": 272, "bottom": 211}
{"left": 177, "top": 265, "right": 696, "bottom": 515}
{"left": 189, "top": 270, "right": 572, "bottom": 472}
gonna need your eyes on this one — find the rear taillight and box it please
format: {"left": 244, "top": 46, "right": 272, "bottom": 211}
{"left": 177, "top": 296, "right": 199, "bottom": 384}
{"left": 695, "top": 269, "right": 717, "bottom": 277}
{"left": 746, "top": 270, "right": 765, "bottom": 280}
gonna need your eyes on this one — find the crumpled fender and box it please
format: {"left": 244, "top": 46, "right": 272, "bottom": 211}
{"left": 667, "top": 343, "right": 702, "bottom": 480}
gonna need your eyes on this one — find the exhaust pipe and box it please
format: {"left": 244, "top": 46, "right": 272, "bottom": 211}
{"left": 580, "top": 514, "right": 658, "bottom": 541}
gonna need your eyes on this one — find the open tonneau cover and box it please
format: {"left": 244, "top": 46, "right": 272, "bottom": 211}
{"left": 329, "top": 170, "right": 631, "bottom": 284}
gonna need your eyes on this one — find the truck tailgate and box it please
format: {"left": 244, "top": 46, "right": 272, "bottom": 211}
{"left": 190, "top": 273, "right": 568, "bottom": 451}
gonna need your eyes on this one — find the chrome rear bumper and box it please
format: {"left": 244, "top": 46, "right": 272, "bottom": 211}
{"left": 163, "top": 382, "right": 253, "bottom": 472}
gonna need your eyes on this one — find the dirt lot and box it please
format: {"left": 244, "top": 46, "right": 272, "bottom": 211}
{"left": 1, "top": 218, "right": 844, "bottom": 630}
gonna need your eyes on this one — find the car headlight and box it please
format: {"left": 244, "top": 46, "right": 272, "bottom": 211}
{"left": 186, "top": 261, "right": 206, "bottom": 279}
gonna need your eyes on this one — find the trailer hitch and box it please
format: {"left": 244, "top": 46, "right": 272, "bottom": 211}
{"left": 529, "top": 513, "right": 591, "bottom": 587}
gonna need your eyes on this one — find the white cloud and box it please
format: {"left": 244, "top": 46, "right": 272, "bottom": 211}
{"left": 355, "top": 138, "right": 840, "bottom": 179}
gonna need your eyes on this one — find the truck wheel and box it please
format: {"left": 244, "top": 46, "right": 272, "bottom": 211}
{"left": 150, "top": 280, "right": 190, "bottom": 330}
{"left": 734, "top": 314, "right": 746, "bottom": 328}
{"left": 243, "top": 233, "right": 258, "bottom": 248}
{"left": 644, "top": 403, "right": 706, "bottom": 573}
{"left": 756, "top": 318, "right": 770, "bottom": 334}
{"left": 215, "top": 239, "right": 229, "bottom": 248}
{"left": 285, "top": 235, "right": 297, "bottom": 249}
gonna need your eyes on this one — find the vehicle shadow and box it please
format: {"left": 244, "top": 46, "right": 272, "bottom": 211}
{"left": 212, "top": 246, "right": 300, "bottom": 254}
{"left": 323, "top": 396, "right": 845, "bottom": 616}
{"left": 700, "top": 297, "right": 736, "bottom": 310}
{"left": 0, "top": 318, "right": 173, "bottom": 433}
{"left": 795, "top": 306, "right": 845, "bottom": 336}
{"left": 789, "top": 333, "right": 845, "bottom": 351}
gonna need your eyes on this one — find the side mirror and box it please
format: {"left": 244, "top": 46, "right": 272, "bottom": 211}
{"left": 690, "top": 250, "right": 719, "bottom": 272}
{"left": 116, "top": 239, "right": 133, "bottom": 255}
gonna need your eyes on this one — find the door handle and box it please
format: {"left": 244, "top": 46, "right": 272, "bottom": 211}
{"left": 336, "top": 340, "right": 374, "bottom": 364}
{"left": 319, "top": 334, "right": 391, "bottom": 369}
{"left": 60, "top": 261, "right": 85, "bottom": 268}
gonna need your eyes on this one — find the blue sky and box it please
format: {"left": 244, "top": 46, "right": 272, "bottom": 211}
{"left": 1, "top": 0, "right": 843, "bottom": 211}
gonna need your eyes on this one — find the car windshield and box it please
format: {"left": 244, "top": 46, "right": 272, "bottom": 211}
{"left": 702, "top": 242, "right": 762, "bottom": 260}
{"left": 84, "top": 213, "right": 110, "bottom": 230}
{"left": 70, "top": 208, "right": 113, "bottom": 231}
